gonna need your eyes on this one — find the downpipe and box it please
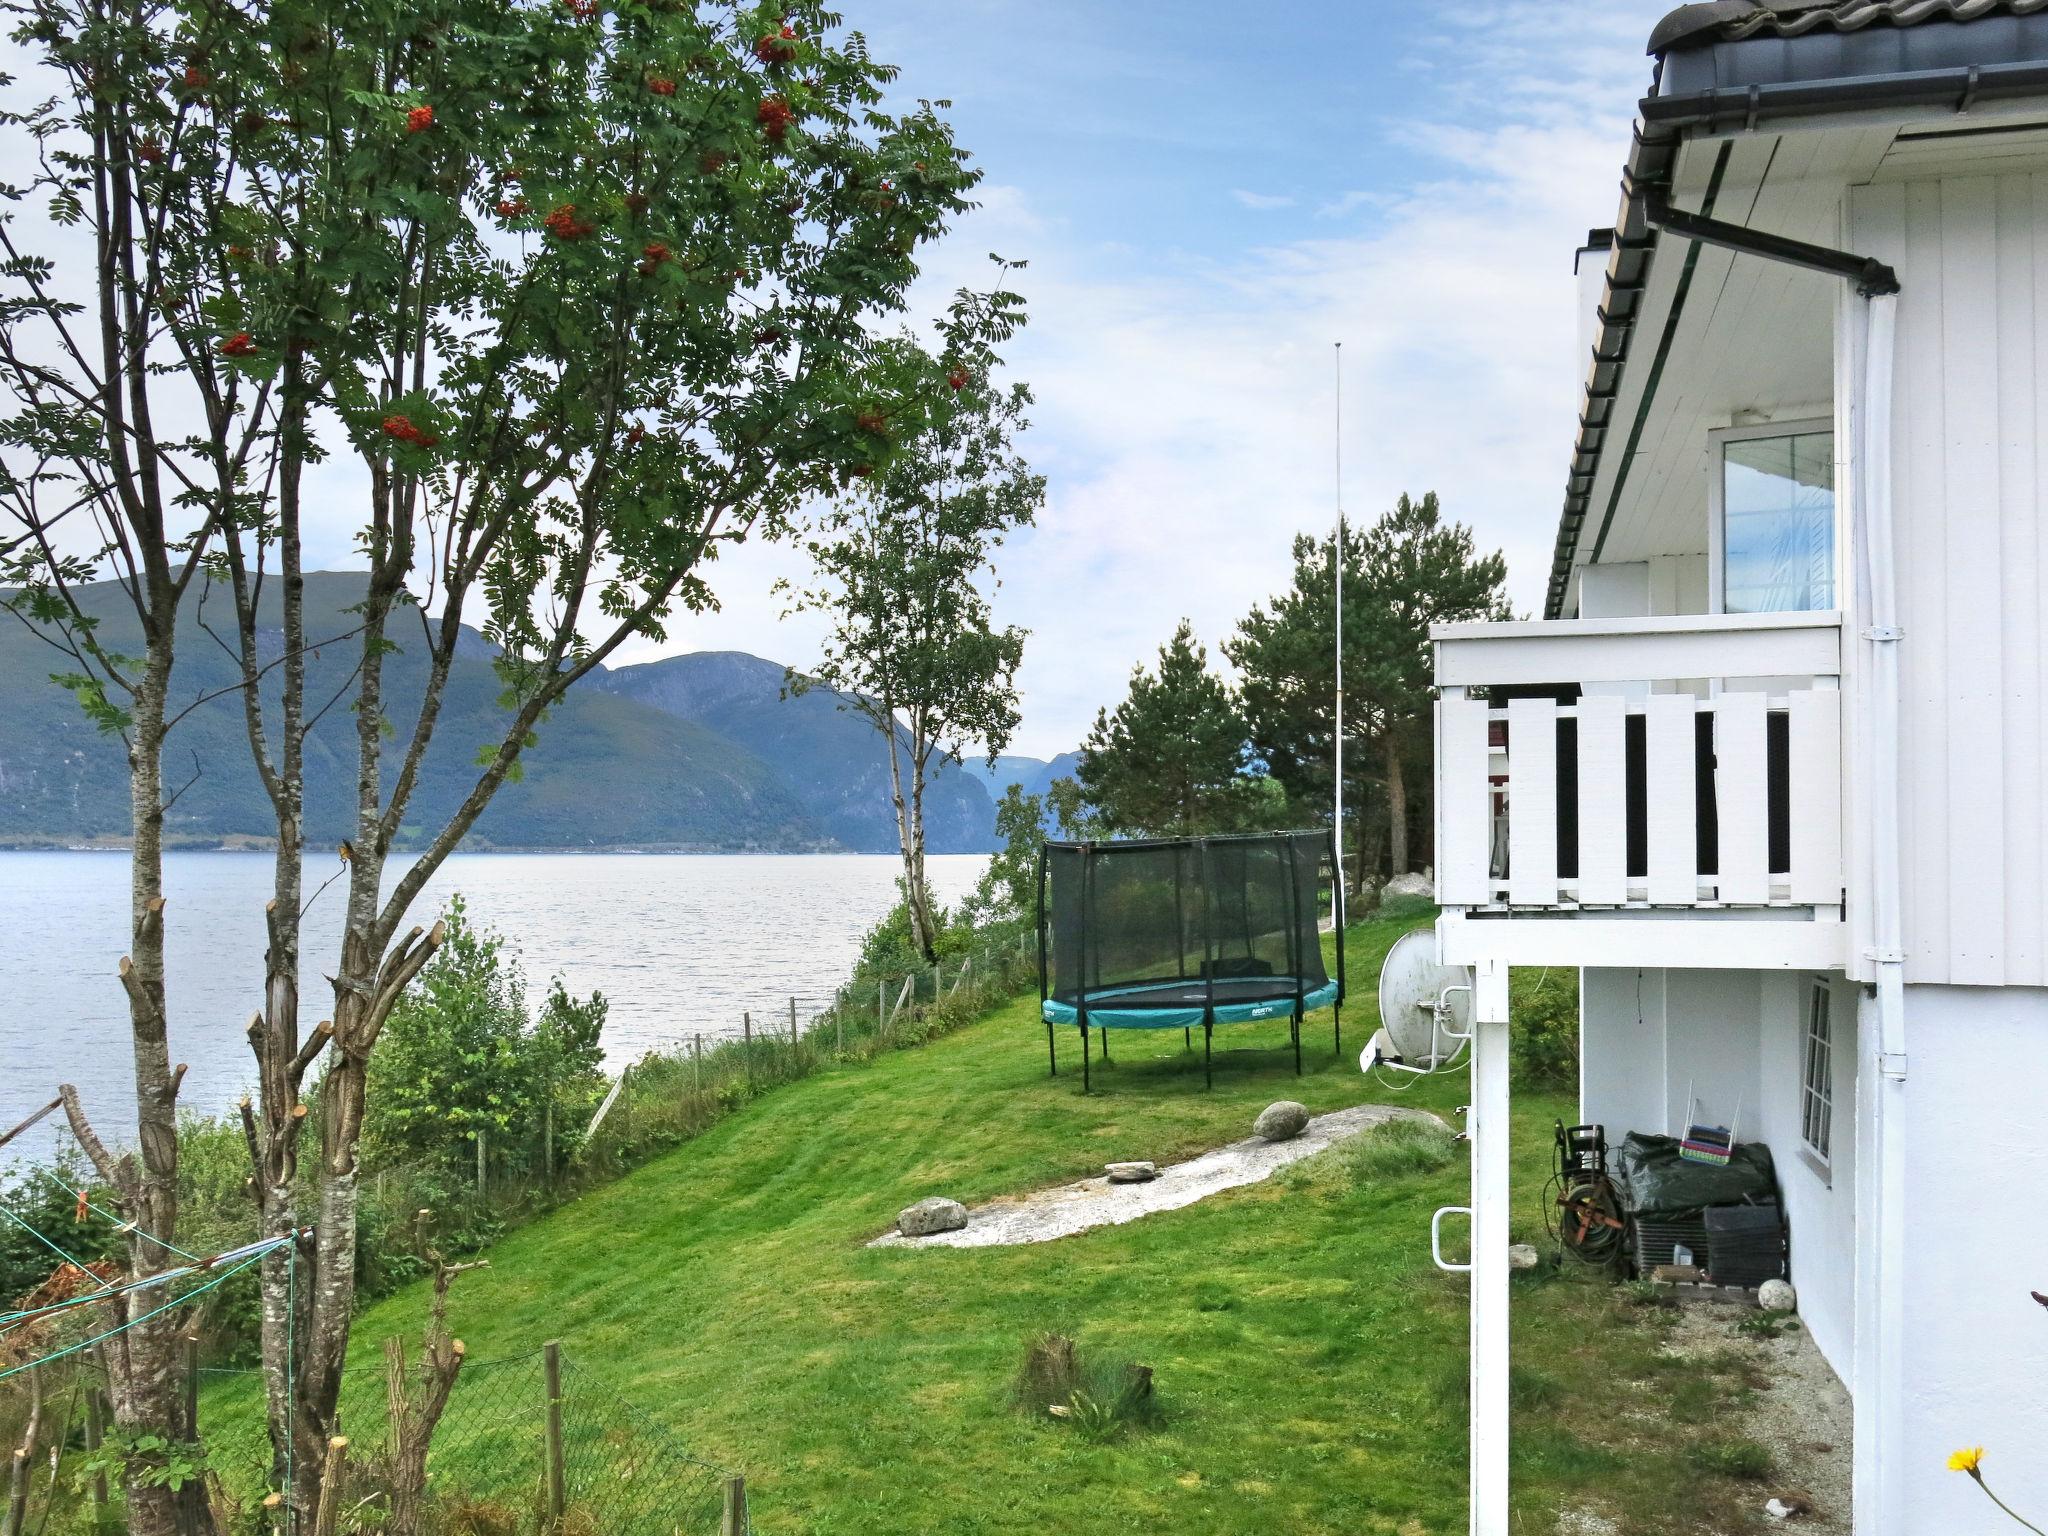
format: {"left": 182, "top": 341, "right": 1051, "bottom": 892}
{"left": 1858, "top": 290, "right": 1908, "bottom": 1535}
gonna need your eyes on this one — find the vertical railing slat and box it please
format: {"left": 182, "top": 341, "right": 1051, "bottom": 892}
{"left": 1575, "top": 695, "right": 1628, "bottom": 905}
{"left": 1788, "top": 688, "right": 1844, "bottom": 905}
{"left": 1507, "top": 698, "right": 1559, "bottom": 907}
{"left": 1714, "top": 691, "right": 1770, "bottom": 905}
{"left": 1437, "top": 697, "right": 1493, "bottom": 906}
{"left": 1645, "top": 694, "right": 1699, "bottom": 906}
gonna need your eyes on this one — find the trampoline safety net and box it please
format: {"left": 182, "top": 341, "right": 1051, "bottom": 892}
{"left": 1040, "top": 830, "right": 1336, "bottom": 1013}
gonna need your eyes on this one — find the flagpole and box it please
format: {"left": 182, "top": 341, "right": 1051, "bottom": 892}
{"left": 1332, "top": 341, "right": 1344, "bottom": 929}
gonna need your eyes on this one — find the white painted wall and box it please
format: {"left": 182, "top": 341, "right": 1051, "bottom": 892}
{"left": 1580, "top": 967, "right": 1666, "bottom": 1137}
{"left": 1850, "top": 174, "right": 2048, "bottom": 987}
{"left": 1894, "top": 984, "right": 2048, "bottom": 1534}
{"left": 1757, "top": 971, "right": 1859, "bottom": 1378}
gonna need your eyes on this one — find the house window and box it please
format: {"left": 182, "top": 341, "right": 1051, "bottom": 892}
{"left": 1799, "top": 979, "right": 1833, "bottom": 1167}
{"left": 1714, "top": 425, "right": 1836, "bottom": 614}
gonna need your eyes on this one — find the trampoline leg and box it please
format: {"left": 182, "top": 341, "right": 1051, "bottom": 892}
{"left": 1334, "top": 1000, "right": 1342, "bottom": 1059}
{"left": 1184, "top": 1025, "right": 1191, "bottom": 1053}
{"left": 1100, "top": 1028, "right": 1110, "bottom": 1065}
{"left": 1081, "top": 1024, "right": 1091, "bottom": 1094}
{"left": 1048, "top": 1019, "right": 1057, "bottom": 1077}
{"left": 1293, "top": 1015, "right": 1302, "bottom": 1076}
{"left": 1204, "top": 1023, "right": 1213, "bottom": 1090}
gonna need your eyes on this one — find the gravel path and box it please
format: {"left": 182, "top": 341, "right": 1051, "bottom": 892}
{"left": 870, "top": 1102, "right": 1446, "bottom": 1250}
{"left": 1667, "top": 1304, "right": 1853, "bottom": 1533}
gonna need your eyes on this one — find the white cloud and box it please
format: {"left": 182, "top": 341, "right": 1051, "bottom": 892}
{"left": 791, "top": 1, "right": 1649, "bottom": 757}
{"left": 1231, "top": 189, "right": 1296, "bottom": 211}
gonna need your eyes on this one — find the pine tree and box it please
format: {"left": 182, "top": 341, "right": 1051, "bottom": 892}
{"left": 1078, "top": 622, "right": 1257, "bottom": 836}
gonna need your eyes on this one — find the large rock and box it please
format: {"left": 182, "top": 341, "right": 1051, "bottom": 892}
{"left": 897, "top": 1197, "right": 968, "bottom": 1237}
{"left": 1382, "top": 871, "right": 1434, "bottom": 900}
{"left": 1105, "top": 1161, "right": 1157, "bottom": 1184}
{"left": 1253, "top": 1101, "right": 1310, "bottom": 1142}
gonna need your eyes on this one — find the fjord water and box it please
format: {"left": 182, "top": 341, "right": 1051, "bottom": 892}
{"left": 0, "top": 851, "right": 987, "bottom": 1163}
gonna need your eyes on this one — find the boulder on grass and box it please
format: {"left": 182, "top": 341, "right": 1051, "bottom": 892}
{"left": 1253, "top": 1101, "right": 1310, "bottom": 1142}
{"left": 1382, "top": 871, "right": 1433, "bottom": 901}
{"left": 1105, "top": 1162, "right": 1157, "bottom": 1184}
{"left": 898, "top": 1197, "right": 968, "bottom": 1237}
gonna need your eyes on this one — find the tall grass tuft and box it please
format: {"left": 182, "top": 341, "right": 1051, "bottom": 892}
{"left": 1012, "top": 1332, "right": 1160, "bottom": 1442}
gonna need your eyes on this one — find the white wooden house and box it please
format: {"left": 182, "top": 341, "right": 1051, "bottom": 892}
{"left": 1432, "top": 3, "right": 2048, "bottom": 1531}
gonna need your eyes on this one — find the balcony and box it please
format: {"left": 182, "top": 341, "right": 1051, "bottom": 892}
{"left": 1431, "top": 611, "right": 1848, "bottom": 971}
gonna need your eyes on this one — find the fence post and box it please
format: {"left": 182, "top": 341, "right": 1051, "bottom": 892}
{"left": 83, "top": 1387, "right": 108, "bottom": 1518}
{"left": 182, "top": 1332, "right": 200, "bottom": 1439}
{"left": 476, "top": 1126, "right": 487, "bottom": 1195}
{"left": 544, "top": 1091, "right": 555, "bottom": 1185}
{"left": 7, "top": 1449, "right": 27, "bottom": 1536}
{"left": 693, "top": 1033, "right": 702, "bottom": 1091}
{"left": 720, "top": 1475, "right": 747, "bottom": 1536}
{"left": 877, "top": 978, "right": 886, "bottom": 1038}
{"left": 836, "top": 998, "right": 844, "bottom": 1055}
{"left": 543, "top": 1340, "right": 567, "bottom": 1525}
{"left": 789, "top": 995, "right": 798, "bottom": 1053}
{"left": 742, "top": 1012, "right": 753, "bottom": 1089}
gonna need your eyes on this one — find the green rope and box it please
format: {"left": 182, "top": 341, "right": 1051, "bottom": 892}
{"left": 285, "top": 1237, "right": 297, "bottom": 1525}
{"left": 0, "top": 1247, "right": 268, "bottom": 1381}
{"left": 39, "top": 1167, "right": 200, "bottom": 1262}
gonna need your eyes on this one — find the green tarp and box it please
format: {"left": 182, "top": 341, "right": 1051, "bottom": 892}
{"left": 1617, "top": 1132, "right": 1778, "bottom": 1217}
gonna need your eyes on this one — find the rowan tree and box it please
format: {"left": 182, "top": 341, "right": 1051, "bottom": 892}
{"left": 0, "top": 0, "right": 993, "bottom": 1523}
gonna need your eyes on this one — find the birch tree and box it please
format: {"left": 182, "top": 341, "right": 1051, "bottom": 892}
{"left": 787, "top": 285, "right": 1040, "bottom": 962}
{"left": 1, "top": 0, "right": 991, "bottom": 1524}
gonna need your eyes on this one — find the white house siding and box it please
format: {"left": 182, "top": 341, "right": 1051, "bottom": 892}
{"left": 1892, "top": 984, "right": 2048, "bottom": 1534}
{"left": 1580, "top": 967, "right": 1857, "bottom": 1382}
{"left": 1850, "top": 174, "right": 2048, "bottom": 987}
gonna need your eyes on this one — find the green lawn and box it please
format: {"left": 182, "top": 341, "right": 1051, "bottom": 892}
{"left": 210, "top": 909, "right": 1774, "bottom": 1535}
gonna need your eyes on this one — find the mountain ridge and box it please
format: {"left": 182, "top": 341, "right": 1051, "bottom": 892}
{"left": 0, "top": 574, "right": 1053, "bottom": 854}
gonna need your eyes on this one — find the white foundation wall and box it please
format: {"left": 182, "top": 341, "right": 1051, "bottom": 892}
{"left": 1580, "top": 966, "right": 1858, "bottom": 1383}
{"left": 1757, "top": 972, "right": 1858, "bottom": 1378}
{"left": 1895, "top": 984, "right": 2048, "bottom": 1534}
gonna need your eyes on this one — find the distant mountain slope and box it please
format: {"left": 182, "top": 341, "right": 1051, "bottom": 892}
{"left": 596, "top": 651, "right": 996, "bottom": 854}
{"left": 0, "top": 576, "right": 831, "bottom": 850}
{"left": 958, "top": 751, "right": 1081, "bottom": 804}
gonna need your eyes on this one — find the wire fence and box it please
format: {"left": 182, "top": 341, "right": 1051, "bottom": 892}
{"left": 2, "top": 929, "right": 1040, "bottom": 1534}
{"left": 5, "top": 1342, "right": 744, "bottom": 1536}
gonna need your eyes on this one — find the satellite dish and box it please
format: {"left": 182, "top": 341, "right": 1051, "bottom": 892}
{"left": 1364, "top": 930, "right": 1473, "bottom": 1077}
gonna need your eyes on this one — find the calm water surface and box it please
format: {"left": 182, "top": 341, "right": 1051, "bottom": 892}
{"left": 0, "top": 851, "right": 986, "bottom": 1164}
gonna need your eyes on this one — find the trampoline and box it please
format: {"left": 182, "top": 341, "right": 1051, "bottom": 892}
{"left": 1036, "top": 830, "right": 1345, "bottom": 1091}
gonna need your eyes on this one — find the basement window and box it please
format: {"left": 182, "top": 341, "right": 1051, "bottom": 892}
{"left": 1799, "top": 978, "right": 1834, "bottom": 1172}
{"left": 1710, "top": 423, "right": 1836, "bottom": 615}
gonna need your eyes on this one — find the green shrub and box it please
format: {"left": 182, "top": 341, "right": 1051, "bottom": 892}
{"left": 363, "top": 896, "right": 608, "bottom": 1180}
{"left": 1512, "top": 966, "right": 1579, "bottom": 1088}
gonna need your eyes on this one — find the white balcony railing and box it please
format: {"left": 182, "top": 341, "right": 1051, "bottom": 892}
{"left": 1433, "top": 612, "right": 1845, "bottom": 916}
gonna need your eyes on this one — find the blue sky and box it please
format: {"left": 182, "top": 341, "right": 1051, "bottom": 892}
{"left": 661, "top": 0, "right": 1669, "bottom": 755}
{"left": 1, "top": 0, "right": 1669, "bottom": 759}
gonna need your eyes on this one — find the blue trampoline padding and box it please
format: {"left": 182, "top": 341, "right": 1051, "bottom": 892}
{"left": 1042, "top": 978, "right": 1339, "bottom": 1030}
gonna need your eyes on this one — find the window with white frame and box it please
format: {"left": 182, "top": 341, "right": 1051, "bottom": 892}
{"left": 1711, "top": 423, "right": 1836, "bottom": 615}
{"left": 1799, "top": 979, "right": 1833, "bottom": 1166}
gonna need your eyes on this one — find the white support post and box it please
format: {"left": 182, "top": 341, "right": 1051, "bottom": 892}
{"left": 1469, "top": 957, "right": 1511, "bottom": 1536}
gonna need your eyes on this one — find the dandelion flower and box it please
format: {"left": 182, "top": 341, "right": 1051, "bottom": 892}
{"left": 1949, "top": 1447, "right": 1985, "bottom": 1475}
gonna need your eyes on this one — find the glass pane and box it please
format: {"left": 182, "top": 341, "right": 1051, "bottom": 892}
{"left": 1722, "top": 431, "right": 1834, "bottom": 613}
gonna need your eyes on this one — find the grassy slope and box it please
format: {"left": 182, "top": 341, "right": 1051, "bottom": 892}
{"left": 230, "top": 910, "right": 1770, "bottom": 1535}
